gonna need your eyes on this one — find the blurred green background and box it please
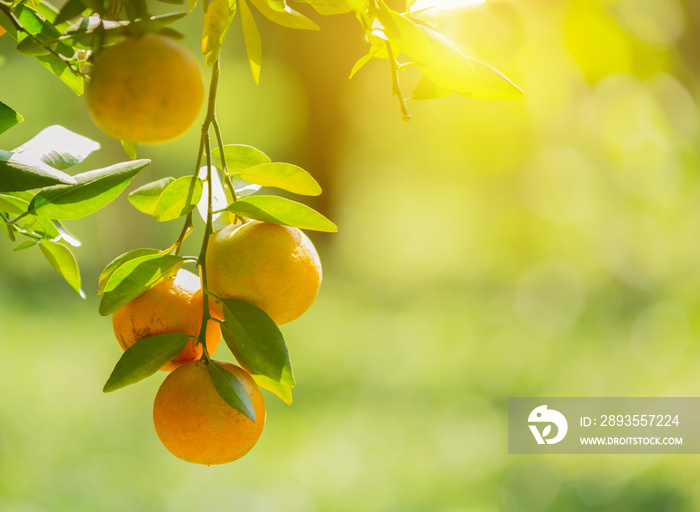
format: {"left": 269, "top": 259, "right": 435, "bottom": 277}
{"left": 2, "top": 0, "right": 700, "bottom": 510}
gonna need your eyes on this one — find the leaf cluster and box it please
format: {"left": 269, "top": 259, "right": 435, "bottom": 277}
{"left": 0, "top": 120, "right": 150, "bottom": 297}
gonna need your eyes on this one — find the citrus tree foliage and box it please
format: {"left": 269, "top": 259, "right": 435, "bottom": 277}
{"left": 0, "top": 0, "right": 521, "bottom": 439}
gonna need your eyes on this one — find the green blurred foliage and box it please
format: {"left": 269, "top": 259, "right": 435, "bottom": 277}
{"left": 2, "top": 0, "right": 700, "bottom": 510}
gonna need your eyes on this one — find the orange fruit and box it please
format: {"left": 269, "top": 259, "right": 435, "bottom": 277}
{"left": 112, "top": 269, "right": 220, "bottom": 372}
{"left": 206, "top": 221, "right": 322, "bottom": 325}
{"left": 153, "top": 360, "right": 266, "bottom": 465}
{"left": 86, "top": 33, "right": 204, "bottom": 144}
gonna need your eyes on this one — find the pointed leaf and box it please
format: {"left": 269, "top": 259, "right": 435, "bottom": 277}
{"left": 103, "top": 333, "right": 193, "bottom": 392}
{"left": 0, "top": 149, "right": 76, "bottom": 193}
{"left": 1, "top": 219, "right": 15, "bottom": 241}
{"left": 128, "top": 177, "right": 175, "bottom": 215}
{"left": 411, "top": 73, "right": 452, "bottom": 100}
{"left": 202, "top": 0, "right": 237, "bottom": 66}
{"left": 219, "top": 298, "right": 294, "bottom": 404}
{"left": 153, "top": 176, "right": 203, "bottom": 222}
{"left": 99, "top": 254, "right": 184, "bottom": 316}
{"left": 54, "top": 0, "right": 89, "bottom": 25}
{"left": 542, "top": 424, "right": 552, "bottom": 438}
{"left": 236, "top": 162, "right": 321, "bottom": 196}
{"left": 248, "top": 0, "right": 319, "bottom": 30}
{"left": 14, "top": 240, "right": 39, "bottom": 252}
{"left": 209, "top": 360, "right": 257, "bottom": 421}
{"left": 29, "top": 159, "right": 150, "bottom": 219}
{"left": 377, "top": 3, "right": 522, "bottom": 100}
{"left": 97, "top": 248, "right": 162, "bottom": 295}
{"left": 227, "top": 195, "right": 337, "bottom": 232}
{"left": 212, "top": 144, "right": 271, "bottom": 173}
{"left": 39, "top": 239, "right": 84, "bottom": 297}
{"left": 12, "top": 125, "right": 100, "bottom": 171}
{"left": 349, "top": 45, "right": 386, "bottom": 78}
{"left": 240, "top": 0, "right": 262, "bottom": 84}
{"left": 0, "top": 101, "right": 23, "bottom": 135}
{"left": 121, "top": 140, "right": 138, "bottom": 159}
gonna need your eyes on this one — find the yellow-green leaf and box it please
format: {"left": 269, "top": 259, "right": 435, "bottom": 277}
{"left": 202, "top": 0, "right": 237, "bottom": 66}
{"left": 240, "top": 0, "right": 262, "bottom": 84}
{"left": 227, "top": 195, "right": 337, "bottom": 232}
{"left": 237, "top": 162, "right": 321, "bottom": 196}
{"left": 377, "top": 3, "right": 522, "bottom": 100}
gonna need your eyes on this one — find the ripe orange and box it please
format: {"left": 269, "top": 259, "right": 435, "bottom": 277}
{"left": 112, "top": 269, "right": 220, "bottom": 371}
{"left": 206, "top": 221, "right": 322, "bottom": 325}
{"left": 153, "top": 360, "right": 266, "bottom": 465}
{"left": 86, "top": 33, "right": 204, "bottom": 144}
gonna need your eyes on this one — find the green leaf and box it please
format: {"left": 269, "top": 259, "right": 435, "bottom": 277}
{"left": 0, "top": 191, "right": 32, "bottom": 217}
{"left": 240, "top": 0, "right": 262, "bottom": 85}
{"left": 202, "top": 0, "right": 237, "bottom": 67}
{"left": 349, "top": 45, "right": 386, "bottom": 79}
{"left": 128, "top": 177, "right": 176, "bottom": 215}
{"left": 152, "top": 176, "right": 203, "bottom": 222}
{"left": 103, "top": 333, "right": 193, "bottom": 392}
{"left": 248, "top": 0, "right": 319, "bottom": 30}
{"left": 219, "top": 298, "right": 294, "bottom": 404}
{"left": 99, "top": 254, "right": 183, "bottom": 316}
{"left": 212, "top": 144, "right": 270, "bottom": 173}
{"left": 12, "top": 125, "right": 100, "bottom": 171}
{"left": 235, "top": 162, "right": 321, "bottom": 196}
{"left": 0, "top": 219, "right": 15, "bottom": 242}
{"left": 54, "top": 0, "right": 88, "bottom": 25}
{"left": 1, "top": 5, "right": 84, "bottom": 94}
{"left": 14, "top": 240, "right": 39, "bottom": 252}
{"left": 0, "top": 101, "right": 23, "bottom": 135}
{"left": 227, "top": 195, "right": 337, "bottom": 232}
{"left": 411, "top": 73, "right": 452, "bottom": 100}
{"left": 376, "top": 3, "right": 522, "bottom": 100}
{"left": 29, "top": 159, "right": 150, "bottom": 219}
{"left": 39, "top": 239, "right": 84, "bottom": 297}
{"left": 121, "top": 140, "right": 137, "bottom": 160}
{"left": 208, "top": 360, "right": 257, "bottom": 421}
{"left": 97, "top": 248, "right": 161, "bottom": 295}
{"left": 0, "top": 149, "right": 76, "bottom": 193}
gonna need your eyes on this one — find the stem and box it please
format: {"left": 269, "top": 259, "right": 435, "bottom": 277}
{"left": 171, "top": 137, "right": 206, "bottom": 256}
{"left": 195, "top": 59, "right": 224, "bottom": 361}
{"left": 212, "top": 117, "right": 239, "bottom": 203}
{"left": 386, "top": 41, "right": 411, "bottom": 122}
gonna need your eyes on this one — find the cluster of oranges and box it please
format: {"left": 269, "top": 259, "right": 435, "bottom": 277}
{"left": 86, "top": 34, "right": 323, "bottom": 464}
{"left": 113, "top": 221, "right": 322, "bottom": 465}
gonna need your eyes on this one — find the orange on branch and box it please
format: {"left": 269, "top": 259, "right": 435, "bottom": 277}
{"left": 153, "top": 360, "right": 266, "bottom": 465}
{"left": 86, "top": 34, "right": 204, "bottom": 144}
{"left": 112, "top": 269, "right": 220, "bottom": 372}
{"left": 206, "top": 221, "right": 322, "bottom": 325}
